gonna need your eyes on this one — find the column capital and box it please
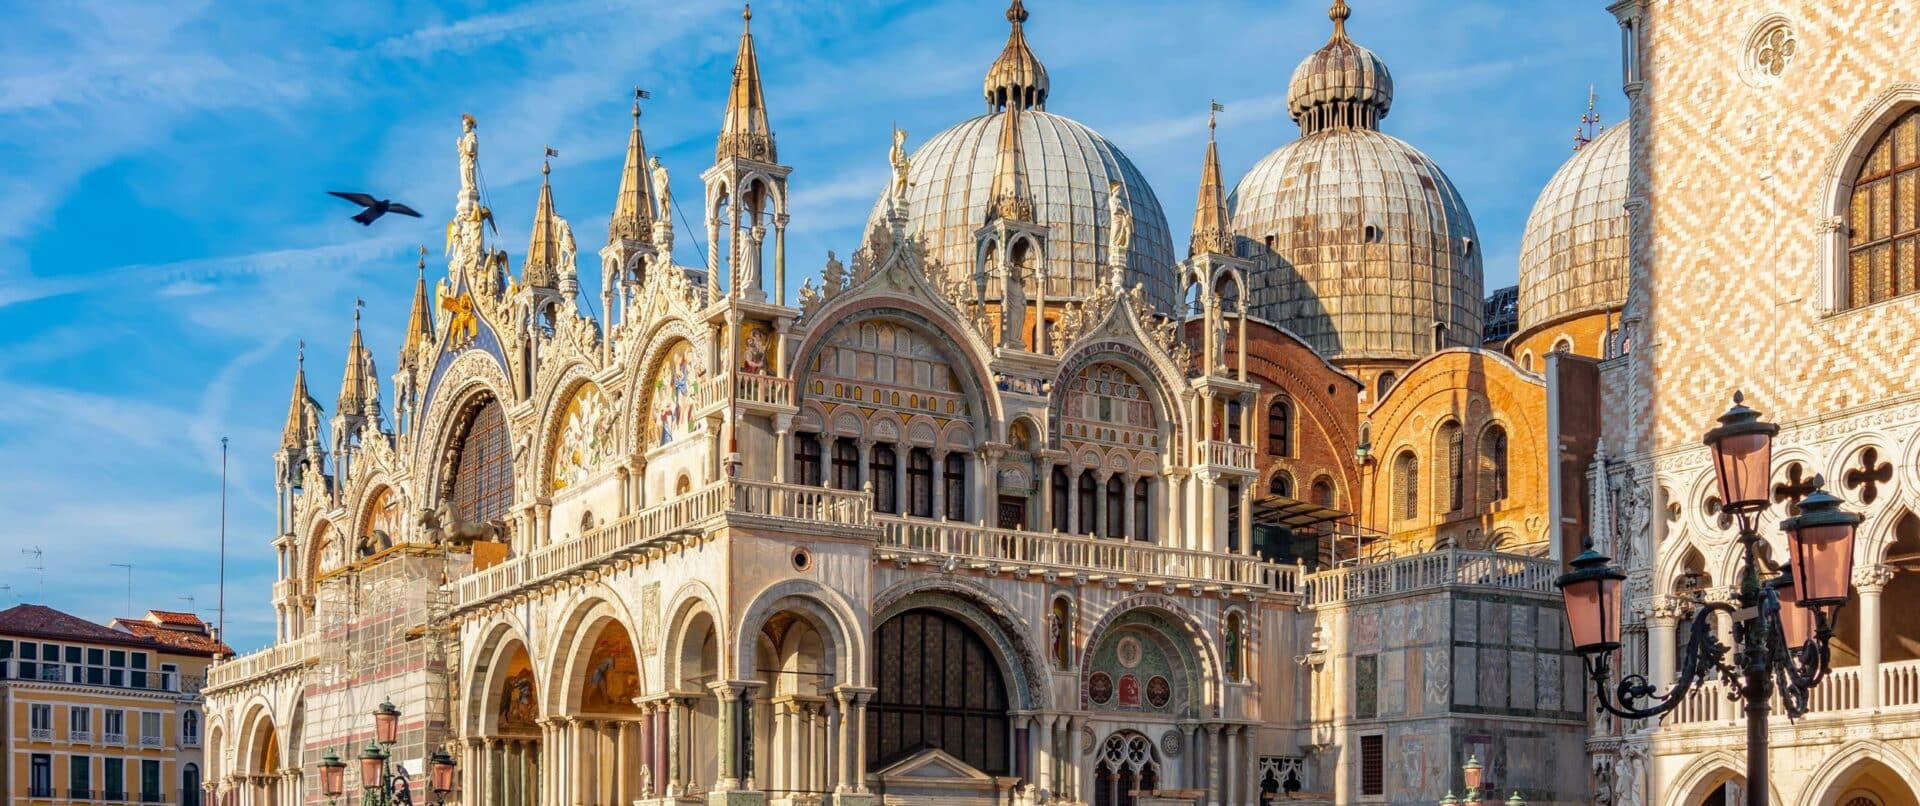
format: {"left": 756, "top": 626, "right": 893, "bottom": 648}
{"left": 1644, "top": 595, "right": 1689, "bottom": 623}
{"left": 1854, "top": 563, "right": 1897, "bottom": 592}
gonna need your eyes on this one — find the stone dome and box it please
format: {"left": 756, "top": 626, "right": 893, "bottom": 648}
{"left": 1516, "top": 123, "right": 1629, "bottom": 337}
{"left": 868, "top": 110, "right": 1178, "bottom": 311}
{"left": 1287, "top": 1, "right": 1393, "bottom": 134}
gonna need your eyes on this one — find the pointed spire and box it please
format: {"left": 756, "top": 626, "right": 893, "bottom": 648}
{"left": 717, "top": 4, "right": 776, "bottom": 162}
{"left": 1190, "top": 102, "right": 1231, "bottom": 257}
{"left": 281, "top": 345, "right": 313, "bottom": 452}
{"left": 402, "top": 246, "right": 433, "bottom": 367}
{"left": 610, "top": 88, "right": 656, "bottom": 244}
{"left": 984, "top": 0, "right": 1049, "bottom": 112}
{"left": 337, "top": 300, "right": 379, "bottom": 418}
{"left": 987, "top": 104, "right": 1034, "bottom": 223}
{"left": 524, "top": 159, "right": 560, "bottom": 288}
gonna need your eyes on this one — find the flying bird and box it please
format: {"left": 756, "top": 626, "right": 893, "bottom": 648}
{"left": 328, "top": 191, "right": 423, "bottom": 226}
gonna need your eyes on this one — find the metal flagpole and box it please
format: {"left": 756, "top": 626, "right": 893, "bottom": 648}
{"left": 218, "top": 436, "right": 228, "bottom": 641}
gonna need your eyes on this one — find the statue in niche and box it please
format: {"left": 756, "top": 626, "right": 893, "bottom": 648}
{"left": 1108, "top": 181, "right": 1133, "bottom": 258}
{"left": 1001, "top": 257, "right": 1028, "bottom": 349}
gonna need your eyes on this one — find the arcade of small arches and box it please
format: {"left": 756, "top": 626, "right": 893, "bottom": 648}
{"left": 441, "top": 585, "right": 1239, "bottom": 803}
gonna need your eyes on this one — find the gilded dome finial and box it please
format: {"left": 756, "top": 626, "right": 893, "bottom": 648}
{"left": 1330, "top": 0, "right": 1351, "bottom": 36}
{"left": 1008, "top": 0, "right": 1028, "bottom": 25}
{"left": 743, "top": 3, "right": 752, "bottom": 25}
{"left": 1288, "top": 0, "right": 1391, "bottom": 134}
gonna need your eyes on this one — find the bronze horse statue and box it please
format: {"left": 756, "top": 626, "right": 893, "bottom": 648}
{"left": 419, "top": 499, "right": 507, "bottom": 548}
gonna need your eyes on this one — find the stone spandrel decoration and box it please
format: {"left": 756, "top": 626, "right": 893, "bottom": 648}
{"left": 550, "top": 382, "right": 616, "bottom": 493}
{"left": 649, "top": 341, "right": 705, "bottom": 448}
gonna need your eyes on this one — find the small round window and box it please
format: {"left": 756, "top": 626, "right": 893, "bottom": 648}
{"left": 791, "top": 547, "right": 813, "bottom": 572}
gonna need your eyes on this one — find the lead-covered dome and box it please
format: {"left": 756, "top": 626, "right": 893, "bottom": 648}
{"left": 1516, "top": 123, "right": 1629, "bottom": 337}
{"left": 1229, "top": 1, "right": 1481, "bottom": 363}
{"left": 867, "top": 1, "right": 1177, "bottom": 310}
{"left": 871, "top": 112, "right": 1177, "bottom": 309}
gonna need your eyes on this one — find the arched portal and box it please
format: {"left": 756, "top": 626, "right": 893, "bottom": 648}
{"left": 238, "top": 707, "right": 280, "bottom": 806}
{"left": 868, "top": 608, "right": 1012, "bottom": 776}
{"left": 552, "top": 612, "right": 643, "bottom": 806}
{"left": 1814, "top": 755, "right": 1920, "bottom": 806}
{"left": 476, "top": 637, "right": 542, "bottom": 806}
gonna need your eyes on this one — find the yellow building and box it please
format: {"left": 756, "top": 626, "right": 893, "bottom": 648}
{"left": 2, "top": 605, "right": 227, "bottom": 806}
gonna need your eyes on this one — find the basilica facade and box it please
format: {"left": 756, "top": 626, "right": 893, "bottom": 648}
{"left": 193, "top": 3, "right": 1677, "bottom": 805}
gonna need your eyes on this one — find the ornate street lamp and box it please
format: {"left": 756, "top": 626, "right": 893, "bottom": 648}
{"left": 317, "top": 751, "right": 346, "bottom": 805}
{"left": 347, "top": 701, "right": 458, "bottom": 806}
{"left": 1556, "top": 393, "right": 1861, "bottom": 806}
{"left": 373, "top": 700, "right": 402, "bottom": 746}
{"left": 428, "top": 751, "right": 458, "bottom": 803}
{"left": 359, "top": 742, "right": 388, "bottom": 794}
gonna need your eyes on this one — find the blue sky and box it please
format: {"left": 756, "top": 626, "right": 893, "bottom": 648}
{"left": 0, "top": 0, "right": 1617, "bottom": 651}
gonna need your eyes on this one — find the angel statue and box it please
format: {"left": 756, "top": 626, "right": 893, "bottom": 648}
{"left": 650, "top": 156, "right": 672, "bottom": 222}
{"left": 1107, "top": 181, "right": 1133, "bottom": 257}
{"left": 888, "top": 126, "right": 912, "bottom": 206}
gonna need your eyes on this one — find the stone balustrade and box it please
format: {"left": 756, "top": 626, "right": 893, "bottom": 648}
{"left": 1301, "top": 549, "right": 1560, "bottom": 607}
{"left": 876, "top": 516, "right": 1299, "bottom": 594}
{"left": 206, "top": 635, "right": 316, "bottom": 692}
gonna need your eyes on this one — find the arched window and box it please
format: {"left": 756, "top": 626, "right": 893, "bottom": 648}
{"left": 182, "top": 711, "right": 199, "bottom": 744}
{"left": 450, "top": 397, "right": 514, "bottom": 525}
{"left": 1479, "top": 424, "right": 1510, "bottom": 505}
{"left": 1052, "top": 466, "right": 1071, "bottom": 532}
{"left": 182, "top": 764, "right": 202, "bottom": 806}
{"left": 1133, "top": 478, "right": 1152, "bottom": 542}
{"left": 1846, "top": 108, "right": 1920, "bottom": 308}
{"left": 1226, "top": 400, "right": 1244, "bottom": 444}
{"left": 1267, "top": 397, "right": 1293, "bottom": 457}
{"left": 944, "top": 452, "right": 968, "bottom": 521}
{"left": 1376, "top": 371, "right": 1397, "bottom": 400}
{"left": 1077, "top": 472, "right": 1098, "bottom": 536}
{"left": 872, "top": 444, "right": 899, "bottom": 514}
{"left": 1393, "top": 451, "right": 1419, "bottom": 521}
{"left": 1269, "top": 471, "right": 1294, "bottom": 498}
{"left": 1050, "top": 597, "right": 1073, "bottom": 668}
{"left": 1105, "top": 476, "right": 1126, "bottom": 538}
{"left": 831, "top": 438, "right": 859, "bottom": 491}
{"left": 907, "top": 449, "right": 933, "bottom": 517}
{"left": 1093, "top": 732, "right": 1162, "bottom": 806}
{"left": 870, "top": 609, "right": 1010, "bottom": 775}
{"left": 1520, "top": 351, "right": 1534, "bottom": 372}
{"left": 1438, "top": 421, "right": 1464, "bottom": 513}
{"left": 1312, "top": 477, "right": 1336, "bottom": 508}
{"left": 795, "top": 433, "right": 823, "bottom": 487}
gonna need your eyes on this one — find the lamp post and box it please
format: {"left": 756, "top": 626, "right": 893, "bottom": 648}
{"left": 319, "top": 700, "right": 457, "bottom": 806}
{"left": 1555, "top": 393, "right": 1861, "bottom": 806}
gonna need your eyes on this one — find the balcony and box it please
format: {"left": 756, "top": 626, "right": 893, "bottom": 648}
{"left": 29, "top": 727, "right": 52, "bottom": 741}
{"left": 141, "top": 734, "right": 164, "bottom": 748}
{"left": 454, "top": 479, "right": 873, "bottom": 610}
{"left": 71, "top": 730, "right": 92, "bottom": 743}
{"left": 104, "top": 732, "right": 126, "bottom": 745}
{"left": 1195, "top": 440, "right": 1256, "bottom": 474}
{"left": 72, "top": 789, "right": 95, "bottom": 800}
{"left": 877, "top": 517, "right": 1300, "bottom": 594}
{"left": 1300, "top": 549, "right": 1561, "bottom": 607}
{"left": 140, "top": 791, "right": 167, "bottom": 803}
{"left": 1663, "top": 657, "right": 1920, "bottom": 727}
{"left": 28, "top": 786, "right": 54, "bottom": 799}
{"left": 182, "top": 734, "right": 201, "bottom": 748}
{"left": 206, "top": 636, "right": 315, "bottom": 692}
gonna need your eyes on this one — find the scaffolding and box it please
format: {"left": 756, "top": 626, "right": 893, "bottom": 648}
{"left": 301, "top": 547, "right": 462, "bottom": 803}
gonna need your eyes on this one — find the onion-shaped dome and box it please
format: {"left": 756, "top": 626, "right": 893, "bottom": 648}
{"left": 1228, "top": 1, "right": 1481, "bottom": 363}
{"left": 1287, "top": 0, "right": 1393, "bottom": 134}
{"left": 1516, "top": 123, "right": 1629, "bottom": 337}
{"left": 866, "top": 3, "right": 1178, "bottom": 310}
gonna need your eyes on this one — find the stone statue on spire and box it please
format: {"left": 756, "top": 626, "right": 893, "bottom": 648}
{"left": 458, "top": 114, "right": 480, "bottom": 202}
{"left": 889, "top": 126, "right": 912, "bottom": 208}
{"left": 650, "top": 156, "right": 672, "bottom": 224}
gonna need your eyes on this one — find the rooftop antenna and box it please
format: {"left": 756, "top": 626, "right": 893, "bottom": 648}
{"left": 179, "top": 594, "right": 197, "bottom": 617}
{"left": 20, "top": 546, "right": 43, "bottom": 602}
{"left": 111, "top": 563, "right": 133, "bottom": 617}
{"left": 0, "top": 584, "right": 14, "bottom": 604}
{"left": 218, "top": 436, "right": 229, "bottom": 641}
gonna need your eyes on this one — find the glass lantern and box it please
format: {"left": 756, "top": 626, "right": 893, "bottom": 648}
{"left": 1557, "top": 543, "right": 1628, "bottom": 654}
{"left": 1702, "top": 392, "right": 1778, "bottom": 515}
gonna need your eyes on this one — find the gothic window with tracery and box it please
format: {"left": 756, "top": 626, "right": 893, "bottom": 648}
{"left": 1092, "top": 731, "right": 1161, "bottom": 806}
{"left": 450, "top": 397, "right": 513, "bottom": 525}
{"left": 1848, "top": 108, "right": 1920, "bottom": 308}
{"left": 869, "top": 609, "right": 1010, "bottom": 775}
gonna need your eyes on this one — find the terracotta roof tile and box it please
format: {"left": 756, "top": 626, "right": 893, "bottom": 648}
{"left": 0, "top": 604, "right": 159, "bottom": 650}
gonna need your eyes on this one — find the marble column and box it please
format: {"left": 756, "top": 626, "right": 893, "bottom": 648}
{"left": 1858, "top": 564, "right": 1896, "bottom": 710}
{"left": 833, "top": 688, "right": 857, "bottom": 793}
{"left": 1646, "top": 596, "right": 1683, "bottom": 690}
{"left": 1223, "top": 726, "right": 1240, "bottom": 805}
{"left": 1205, "top": 724, "right": 1223, "bottom": 805}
